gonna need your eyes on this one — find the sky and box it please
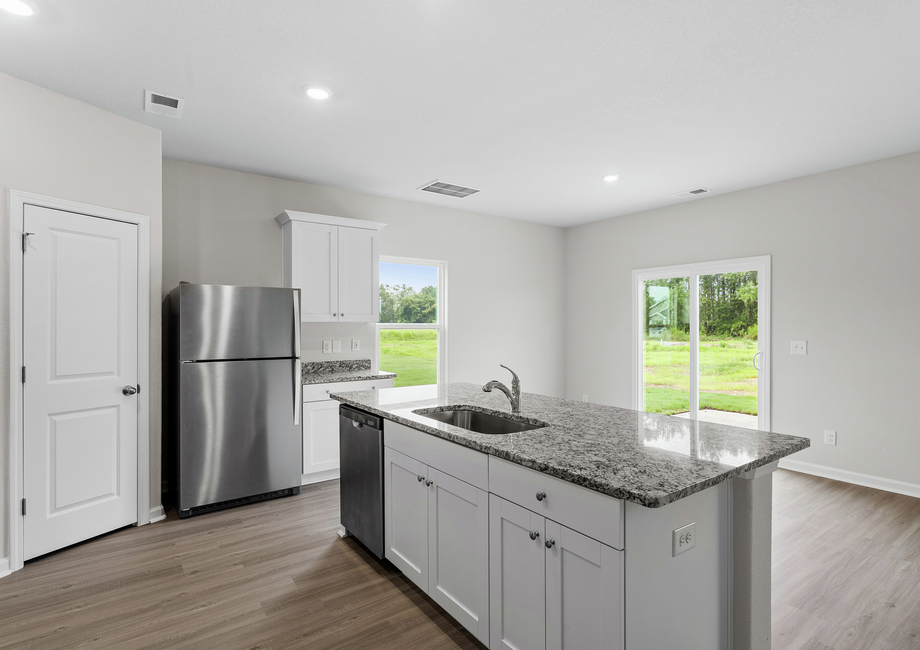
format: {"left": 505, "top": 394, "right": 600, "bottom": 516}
{"left": 380, "top": 262, "right": 438, "bottom": 291}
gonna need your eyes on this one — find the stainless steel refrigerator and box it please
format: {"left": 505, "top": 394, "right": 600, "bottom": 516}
{"left": 166, "top": 283, "right": 302, "bottom": 518}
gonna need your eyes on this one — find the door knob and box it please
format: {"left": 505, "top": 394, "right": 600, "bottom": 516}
{"left": 122, "top": 385, "right": 138, "bottom": 396}
{"left": 529, "top": 530, "right": 540, "bottom": 540}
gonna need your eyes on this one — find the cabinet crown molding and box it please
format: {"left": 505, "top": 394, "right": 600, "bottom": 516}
{"left": 275, "top": 210, "right": 386, "bottom": 231}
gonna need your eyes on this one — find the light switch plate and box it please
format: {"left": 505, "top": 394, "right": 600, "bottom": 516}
{"left": 673, "top": 522, "right": 696, "bottom": 557}
{"left": 322, "top": 340, "right": 332, "bottom": 354}
{"left": 351, "top": 339, "right": 360, "bottom": 351}
{"left": 332, "top": 340, "right": 342, "bottom": 353}
{"left": 791, "top": 340, "right": 807, "bottom": 355}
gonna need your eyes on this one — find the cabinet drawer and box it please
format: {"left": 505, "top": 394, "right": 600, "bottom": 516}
{"left": 385, "top": 420, "right": 488, "bottom": 491}
{"left": 489, "top": 456, "right": 624, "bottom": 550}
{"left": 303, "top": 377, "right": 394, "bottom": 402}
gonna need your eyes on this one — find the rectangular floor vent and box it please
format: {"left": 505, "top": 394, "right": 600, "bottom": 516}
{"left": 144, "top": 90, "right": 185, "bottom": 118}
{"left": 673, "top": 187, "right": 711, "bottom": 199}
{"left": 419, "top": 180, "right": 480, "bottom": 198}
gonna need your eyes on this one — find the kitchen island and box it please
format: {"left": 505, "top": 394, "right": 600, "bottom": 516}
{"left": 330, "top": 383, "right": 809, "bottom": 650}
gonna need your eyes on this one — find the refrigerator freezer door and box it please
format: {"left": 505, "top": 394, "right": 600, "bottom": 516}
{"left": 179, "top": 358, "right": 302, "bottom": 511}
{"left": 178, "top": 284, "right": 298, "bottom": 361}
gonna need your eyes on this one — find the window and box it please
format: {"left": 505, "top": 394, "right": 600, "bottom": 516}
{"left": 378, "top": 257, "right": 447, "bottom": 388}
{"left": 633, "top": 256, "right": 771, "bottom": 431}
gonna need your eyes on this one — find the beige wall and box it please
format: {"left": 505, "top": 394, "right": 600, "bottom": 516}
{"left": 0, "top": 72, "right": 163, "bottom": 559}
{"left": 566, "top": 152, "right": 920, "bottom": 486}
{"left": 162, "top": 160, "right": 567, "bottom": 396}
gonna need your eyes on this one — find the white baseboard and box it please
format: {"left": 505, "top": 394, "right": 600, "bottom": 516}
{"left": 779, "top": 459, "right": 920, "bottom": 499}
{"left": 148, "top": 505, "right": 166, "bottom": 523}
{"left": 302, "top": 469, "right": 340, "bottom": 486}
{"left": 0, "top": 557, "right": 10, "bottom": 580}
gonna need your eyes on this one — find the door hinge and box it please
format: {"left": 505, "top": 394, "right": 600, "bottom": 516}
{"left": 22, "top": 232, "right": 34, "bottom": 253}
{"left": 21, "top": 498, "right": 26, "bottom": 516}
{"left": 22, "top": 366, "right": 25, "bottom": 383}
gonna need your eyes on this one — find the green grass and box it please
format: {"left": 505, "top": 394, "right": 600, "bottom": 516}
{"left": 643, "top": 338, "right": 758, "bottom": 416}
{"left": 379, "top": 329, "right": 438, "bottom": 388}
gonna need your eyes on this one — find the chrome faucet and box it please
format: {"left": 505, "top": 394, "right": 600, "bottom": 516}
{"left": 482, "top": 364, "right": 521, "bottom": 414}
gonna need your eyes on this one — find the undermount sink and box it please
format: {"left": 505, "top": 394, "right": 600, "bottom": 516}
{"left": 413, "top": 407, "right": 548, "bottom": 434}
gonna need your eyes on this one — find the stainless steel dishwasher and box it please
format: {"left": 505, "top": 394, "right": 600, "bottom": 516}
{"left": 339, "top": 405, "right": 385, "bottom": 559}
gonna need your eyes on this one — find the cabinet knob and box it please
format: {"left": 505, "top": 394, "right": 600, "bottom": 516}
{"left": 425, "top": 479, "right": 434, "bottom": 487}
{"left": 529, "top": 530, "right": 540, "bottom": 541}
{"left": 417, "top": 475, "right": 425, "bottom": 482}
{"left": 536, "top": 491, "right": 546, "bottom": 502}
{"left": 545, "top": 538, "right": 556, "bottom": 549}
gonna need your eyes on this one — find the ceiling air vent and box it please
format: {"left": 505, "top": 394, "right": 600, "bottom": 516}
{"left": 144, "top": 90, "right": 184, "bottom": 118}
{"left": 673, "top": 187, "right": 711, "bottom": 199}
{"left": 418, "top": 180, "right": 480, "bottom": 198}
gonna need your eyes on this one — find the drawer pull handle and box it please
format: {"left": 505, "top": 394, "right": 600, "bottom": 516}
{"left": 417, "top": 475, "right": 425, "bottom": 482}
{"left": 529, "top": 530, "right": 540, "bottom": 541}
{"left": 536, "top": 491, "right": 546, "bottom": 502}
{"left": 425, "top": 479, "right": 434, "bottom": 487}
{"left": 545, "top": 538, "right": 555, "bottom": 549}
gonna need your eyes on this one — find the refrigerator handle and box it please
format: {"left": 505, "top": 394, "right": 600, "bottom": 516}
{"left": 293, "top": 290, "right": 301, "bottom": 358}
{"left": 294, "top": 359, "right": 302, "bottom": 426}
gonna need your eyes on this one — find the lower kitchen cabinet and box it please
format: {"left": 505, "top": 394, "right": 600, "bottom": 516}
{"left": 384, "top": 447, "right": 490, "bottom": 645}
{"left": 302, "top": 399, "right": 341, "bottom": 476}
{"left": 490, "top": 495, "right": 624, "bottom": 650}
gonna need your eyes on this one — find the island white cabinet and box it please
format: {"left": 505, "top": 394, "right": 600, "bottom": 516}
{"left": 489, "top": 495, "right": 624, "bottom": 650}
{"left": 384, "top": 447, "right": 491, "bottom": 645}
{"left": 301, "top": 378, "right": 394, "bottom": 485}
{"left": 276, "top": 210, "right": 385, "bottom": 322}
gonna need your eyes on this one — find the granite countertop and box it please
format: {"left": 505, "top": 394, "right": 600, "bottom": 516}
{"left": 329, "top": 382, "right": 810, "bottom": 508}
{"left": 301, "top": 359, "right": 396, "bottom": 385}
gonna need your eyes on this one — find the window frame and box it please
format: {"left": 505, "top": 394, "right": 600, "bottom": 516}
{"left": 377, "top": 256, "right": 448, "bottom": 387}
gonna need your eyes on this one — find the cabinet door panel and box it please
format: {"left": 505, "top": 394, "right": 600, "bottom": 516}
{"left": 545, "top": 520, "right": 623, "bottom": 650}
{"left": 428, "top": 468, "right": 490, "bottom": 645}
{"left": 337, "top": 227, "right": 378, "bottom": 322}
{"left": 384, "top": 447, "right": 429, "bottom": 591}
{"left": 293, "top": 222, "right": 338, "bottom": 321}
{"left": 490, "top": 495, "right": 546, "bottom": 650}
{"left": 302, "top": 399, "right": 341, "bottom": 474}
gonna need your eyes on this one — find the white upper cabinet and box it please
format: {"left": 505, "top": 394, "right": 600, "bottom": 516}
{"left": 276, "top": 210, "right": 385, "bottom": 322}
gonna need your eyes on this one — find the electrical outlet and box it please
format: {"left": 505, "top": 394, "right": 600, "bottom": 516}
{"left": 351, "top": 339, "right": 360, "bottom": 352}
{"left": 332, "top": 340, "right": 342, "bottom": 353}
{"left": 673, "top": 522, "right": 696, "bottom": 557}
{"left": 824, "top": 429, "right": 837, "bottom": 446}
{"left": 791, "top": 340, "right": 807, "bottom": 355}
{"left": 322, "top": 340, "right": 332, "bottom": 354}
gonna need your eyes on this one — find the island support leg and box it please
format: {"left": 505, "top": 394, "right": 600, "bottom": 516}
{"left": 732, "top": 463, "right": 776, "bottom": 650}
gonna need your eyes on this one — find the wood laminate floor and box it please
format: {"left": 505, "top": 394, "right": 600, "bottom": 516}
{"left": 3, "top": 471, "right": 920, "bottom": 649}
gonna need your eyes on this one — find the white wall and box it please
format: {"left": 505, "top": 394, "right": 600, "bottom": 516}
{"left": 162, "top": 160, "right": 567, "bottom": 396}
{"left": 566, "top": 152, "right": 920, "bottom": 486}
{"left": 0, "top": 72, "right": 163, "bottom": 559}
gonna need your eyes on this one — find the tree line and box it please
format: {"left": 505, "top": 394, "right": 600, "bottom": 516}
{"left": 645, "top": 271, "right": 758, "bottom": 339}
{"left": 379, "top": 284, "right": 437, "bottom": 324}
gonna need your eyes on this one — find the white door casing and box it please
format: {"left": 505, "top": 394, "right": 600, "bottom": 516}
{"left": 22, "top": 205, "right": 139, "bottom": 561}
{"left": 9, "top": 191, "right": 151, "bottom": 573}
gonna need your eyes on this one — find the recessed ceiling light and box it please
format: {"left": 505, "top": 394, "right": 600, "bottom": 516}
{"left": 305, "top": 87, "right": 331, "bottom": 100}
{"left": 603, "top": 175, "right": 619, "bottom": 182}
{"left": 0, "top": 0, "right": 38, "bottom": 16}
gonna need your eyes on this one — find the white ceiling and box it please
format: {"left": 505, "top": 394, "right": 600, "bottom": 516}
{"left": 2, "top": 1, "right": 919, "bottom": 227}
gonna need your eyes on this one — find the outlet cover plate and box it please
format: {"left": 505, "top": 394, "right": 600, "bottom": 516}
{"left": 351, "top": 339, "right": 360, "bottom": 351}
{"left": 332, "top": 340, "right": 342, "bottom": 353}
{"left": 673, "top": 522, "right": 696, "bottom": 557}
{"left": 322, "top": 340, "right": 332, "bottom": 354}
{"left": 791, "top": 340, "right": 807, "bottom": 355}
{"left": 824, "top": 429, "right": 837, "bottom": 445}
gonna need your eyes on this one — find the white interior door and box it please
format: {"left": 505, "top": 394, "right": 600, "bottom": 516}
{"left": 22, "top": 204, "right": 139, "bottom": 561}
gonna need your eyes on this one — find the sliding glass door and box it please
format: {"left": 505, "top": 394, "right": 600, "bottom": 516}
{"left": 634, "top": 257, "right": 770, "bottom": 431}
